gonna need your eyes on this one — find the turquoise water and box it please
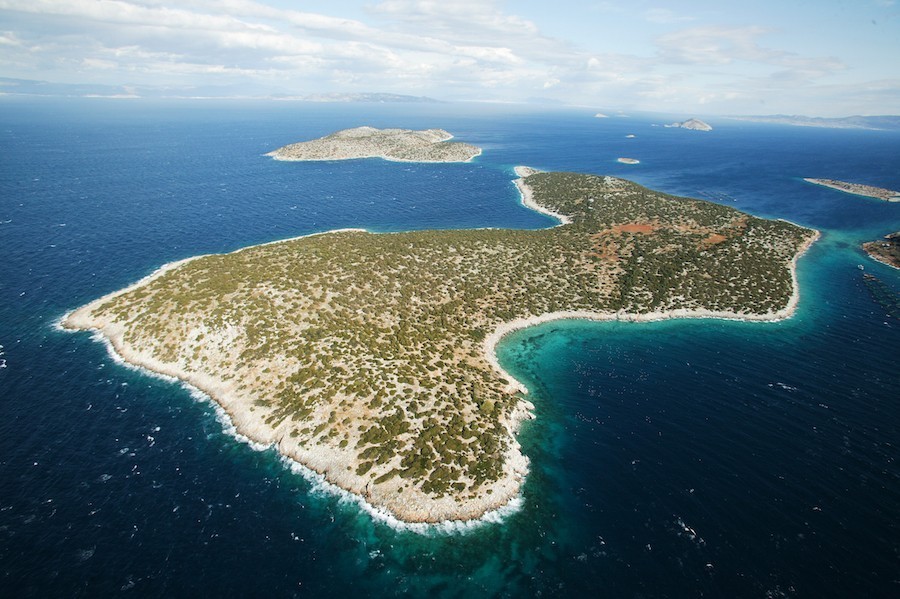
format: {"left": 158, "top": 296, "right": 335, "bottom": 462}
{"left": 1, "top": 98, "right": 898, "bottom": 597}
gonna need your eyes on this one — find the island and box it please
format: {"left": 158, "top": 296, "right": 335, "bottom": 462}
{"left": 665, "top": 118, "right": 713, "bottom": 131}
{"left": 617, "top": 157, "right": 640, "bottom": 164}
{"left": 63, "top": 168, "right": 818, "bottom": 524}
{"left": 863, "top": 231, "right": 900, "bottom": 268}
{"left": 266, "top": 127, "right": 482, "bottom": 163}
{"left": 804, "top": 178, "right": 900, "bottom": 202}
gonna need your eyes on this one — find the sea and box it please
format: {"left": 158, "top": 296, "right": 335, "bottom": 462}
{"left": 1, "top": 97, "right": 898, "bottom": 598}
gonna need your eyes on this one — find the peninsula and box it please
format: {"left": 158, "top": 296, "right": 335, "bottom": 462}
{"left": 266, "top": 127, "right": 481, "bottom": 163}
{"left": 63, "top": 169, "right": 817, "bottom": 524}
{"left": 804, "top": 178, "right": 900, "bottom": 202}
{"left": 863, "top": 231, "right": 900, "bottom": 268}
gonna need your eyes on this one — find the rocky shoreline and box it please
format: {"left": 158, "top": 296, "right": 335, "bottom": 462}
{"left": 804, "top": 178, "right": 900, "bottom": 202}
{"left": 863, "top": 231, "right": 900, "bottom": 269}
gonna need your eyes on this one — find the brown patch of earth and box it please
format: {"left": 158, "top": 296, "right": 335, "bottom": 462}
{"left": 612, "top": 223, "right": 657, "bottom": 234}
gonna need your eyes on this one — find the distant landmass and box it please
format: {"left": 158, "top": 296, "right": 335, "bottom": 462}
{"left": 266, "top": 127, "right": 481, "bottom": 163}
{"left": 0, "top": 77, "right": 143, "bottom": 98}
{"left": 665, "top": 118, "right": 713, "bottom": 131}
{"left": 0, "top": 77, "right": 438, "bottom": 103}
{"left": 729, "top": 114, "right": 900, "bottom": 130}
{"left": 271, "top": 93, "right": 440, "bottom": 103}
{"left": 803, "top": 178, "right": 900, "bottom": 202}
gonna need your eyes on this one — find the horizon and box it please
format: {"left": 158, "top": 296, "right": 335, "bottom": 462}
{"left": 2, "top": 89, "right": 898, "bottom": 123}
{"left": 1, "top": 1, "right": 899, "bottom": 117}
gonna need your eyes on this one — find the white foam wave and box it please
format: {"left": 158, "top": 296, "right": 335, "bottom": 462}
{"left": 51, "top": 312, "right": 72, "bottom": 332}
{"left": 279, "top": 454, "right": 524, "bottom": 535}
{"left": 183, "top": 386, "right": 273, "bottom": 452}
{"left": 175, "top": 376, "right": 523, "bottom": 534}
{"left": 89, "top": 332, "right": 179, "bottom": 384}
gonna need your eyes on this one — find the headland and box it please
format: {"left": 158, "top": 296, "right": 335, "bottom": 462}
{"left": 863, "top": 231, "right": 900, "bottom": 269}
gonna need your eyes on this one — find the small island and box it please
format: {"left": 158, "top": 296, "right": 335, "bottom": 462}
{"left": 863, "top": 231, "right": 900, "bottom": 268}
{"left": 804, "top": 178, "right": 900, "bottom": 202}
{"left": 617, "top": 157, "right": 640, "bottom": 164}
{"left": 63, "top": 169, "right": 817, "bottom": 524}
{"left": 665, "top": 118, "right": 713, "bottom": 131}
{"left": 266, "top": 126, "right": 482, "bottom": 163}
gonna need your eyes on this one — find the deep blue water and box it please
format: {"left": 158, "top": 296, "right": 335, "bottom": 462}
{"left": 1, "top": 97, "right": 898, "bottom": 597}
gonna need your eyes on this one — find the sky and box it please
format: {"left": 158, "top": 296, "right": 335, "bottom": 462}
{"left": 0, "top": 0, "right": 898, "bottom": 115}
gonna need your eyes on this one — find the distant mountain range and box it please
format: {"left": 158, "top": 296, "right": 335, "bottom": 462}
{"left": 728, "top": 114, "right": 900, "bottom": 130}
{"left": 0, "top": 77, "right": 439, "bottom": 103}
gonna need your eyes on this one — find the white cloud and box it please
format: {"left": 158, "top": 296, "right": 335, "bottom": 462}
{"left": 372, "top": 1, "right": 540, "bottom": 37}
{"left": 0, "top": 31, "right": 23, "bottom": 46}
{"left": 0, "top": 0, "right": 894, "bottom": 114}
{"left": 655, "top": 25, "right": 845, "bottom": 85}
{"left": 643, "top": 8, "right": 693, "bottom": 24}
{"left": 656, "top": 26, "right": 784, "bottom": 65}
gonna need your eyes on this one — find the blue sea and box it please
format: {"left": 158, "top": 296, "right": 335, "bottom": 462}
{"left": 1, "top": 97, "right": 898, "bottom": 597}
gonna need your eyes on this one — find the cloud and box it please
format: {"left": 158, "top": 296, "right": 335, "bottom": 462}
{"left": 655, "top": 25, "right": 845, "bottom": 84}
{"left": 656, "top": 26, "right": 784, "bottom": 65}
{"left": 372, "top": 1, "right": 540, "bottom": 37}
{"left": 643, "top": 8, "right": 693, "bottom": 24}
{"left": 0, "top": 31, "right": 23, "bottom": 46}
{"left": 0, "top": 0, "right": 894, "bottom": 114}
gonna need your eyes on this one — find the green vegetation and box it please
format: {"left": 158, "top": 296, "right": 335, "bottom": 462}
{"left": 80, "top": 172, "right": 815, "bottom": 504}
{"left": 267, "top": 127, "right": 481, "bottom": 162}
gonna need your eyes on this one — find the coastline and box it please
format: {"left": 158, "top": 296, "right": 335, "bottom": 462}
{"left": 484, "top": 228, "right": 819, "bottom": 394}
{"left": 268, "top": 146, "right": 483, "bottom": 164}
{"left": 61, "top": 169, "right": 819, "bottom": 529}
{"left": 866, "top": 251, "right": 900, "bottom": 270}
{"left": 512, "top": 166, "right": 571, "bottom": 225}
{"left": 862, "top": 232, "right": 900, "bottom": 270}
